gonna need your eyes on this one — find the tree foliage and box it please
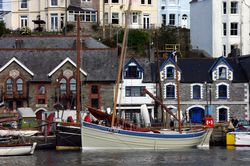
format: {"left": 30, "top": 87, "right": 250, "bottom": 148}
{"left": 0, "top": 21, "right": 9, "bottom": 36}
{"left": 115, "top": 29, "right": 150, "bottom": 56}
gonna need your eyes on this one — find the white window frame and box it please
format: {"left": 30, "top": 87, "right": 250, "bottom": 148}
{"left": 20, "top": 16, "right": 28, "bottom": 28}
{"left": 216, "top": 82, "right": 229, "bottom": 99}
{"left": 216, "top": 106, "right": 230, "bottom": 122}
{"left": 112, "top": 12, "right": 119, "bottom": 24}
{"left": 20, "top": 0, "right": 28, "bottom": 9}
{"left": 230, "top": 22, "right": 238, "bottom": 36}
{"left": 51, "top": 0, "right": 58, "bottom": 6}
{"left": 50, "top": 13, "right": 58, "bottom": 31}
{"left": 164, "top": 82, "right": 176, "bottom": 99}
{"left": 190, "top": 83, "right": 203, "bottom": 99}
{"left": 169, "top": 14, "right": 175, "bottom": 26}
{"left": 231, "top": 1, "right": 238, "bottom": 14}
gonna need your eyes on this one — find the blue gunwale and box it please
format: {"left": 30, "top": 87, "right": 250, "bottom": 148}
{"left": 82, "top": 122, "right": 206, "bottom": 139}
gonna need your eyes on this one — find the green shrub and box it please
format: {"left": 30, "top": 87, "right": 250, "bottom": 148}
{"left": 20, "top": 27, "right": 31, "bottom": 35}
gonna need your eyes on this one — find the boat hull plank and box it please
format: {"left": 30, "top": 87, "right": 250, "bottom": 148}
{"left": 81, "top": 122, "right": 208, "bottom": 150}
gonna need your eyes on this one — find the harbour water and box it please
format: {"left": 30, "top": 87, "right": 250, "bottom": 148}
{"left": 1, "top": 146, "right": 250, "bottom": 166}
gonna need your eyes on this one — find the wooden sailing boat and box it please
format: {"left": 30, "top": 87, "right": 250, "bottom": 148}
{"left": 55, "top": 16, "right": 82, "bottom": 150}
{"left": 81, "top": 0, "right": 212, "bottom": 150}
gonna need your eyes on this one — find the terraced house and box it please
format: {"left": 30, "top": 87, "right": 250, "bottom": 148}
{"left": 0, "top": 36, "right": 117, "bottom": 121}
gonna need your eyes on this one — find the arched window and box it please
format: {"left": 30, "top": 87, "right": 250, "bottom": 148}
{"left": 6, "top": 79, "right": 13, "bottom": 95}
{"left": 166, "top": 66, "right": 174, "bottom": 79}
{"left": 219, "top": 67, "right": 227, "bottom": 79}
{"left": 60, "top": 78, "right": 67, "bottom": 95}
{"left": 218, "top": 84, "right": 227, "bottom": 98}
{"left": 70, "top": 78, "right": 76, "bottom": 94}
{"left": 166, "top": 84, "right": 175, "bottom": 98}
{"left": 182, "top": 14, "right": 187, "bottom": 20}
{"left": 16, "top": 78, "right": 23, "bottom": 95}
{"left": 219, "top": 108, "right": 228, "bottom": 122}
{"left": 192, "top": 85, "right": 201, "bottom": 99}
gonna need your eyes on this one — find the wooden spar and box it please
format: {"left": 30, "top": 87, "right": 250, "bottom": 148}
{"left": 174, "top": 54, "right": 182, "bottom": 133}
{"left": 155, "top": 32, "right": 167, "bottom": 128}
{"left": 142, "top": 88, "right": 178, "bottom": 121}
{"left": 76, "top": 16, "right": 81, "bottom": 123}
{"left": 111, "top": 0, "right": 132, "bottom": 128}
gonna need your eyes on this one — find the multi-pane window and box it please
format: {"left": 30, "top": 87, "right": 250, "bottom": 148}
{"left": 51, "top": 13, "right": 58, "bottom": 31}
{"left": 20, "top": 16, "right": 28, "bottom": 27}
{"left": 16, "top": 78, "right": 23, "bottom": 95}
{"left": 231, "top": 2, "right": 238, "bottom": 14}
{"left": 125, "top": 66, "right": 140, "bottom": 79}
{"left": 166, "top": 67, "right": 174, "bottom": 79}
{"left": 70, "top": 78, "right": 76, "bottom": 94}
{"left": 51, "top": 0, "right": 58, "bottom": 6}
{"left": 104, "top": 13, "right": 108, "bottom": 24}
{"left": 112, "top": 0, "right": 119, "bottom": 3}
{"left": 60, "top": 78, "right": 67, "bottom": 95}
{"left": 223, "top": 2, "right": 227, "bottom": 14}
{"left": 192, "top": 85, "right": 201, "bottom": 99}
{"left": 112, "top": 13, "right": 119, "bottom": 24}
{"left": 125, "top": 86, "right": 145, "bottom": 97}
{"left": 169, "top": 14, "right": 175, "bottom": 26}
{"left": 218, "top": 84, "right": 227, "bottom": 98}
{"left": 6, "top": 79, "right": 13, "bottom": 95}
{"left": 162, "top": 14, "right": 166, "bottom": 26}
{"left": 219, "top": 67, "right": 227, "bottom": 79}
{"left": 230, "top": 23, "right": 238, "bottom": 35}
{"left": 20, "top": 0, "right": 27, "bottom": 9}
{"left": 218, "top": 108, "right": 228, "bottom": 122}
{"left": 0, "top": 0, "right": 3, "bottom": 10}
{"left": 132, "top": 13, "right": 138, "bottom": 23}
{"left": 223, "top": 23, "right": 227, "bottom": 36}
{"left": 166, "top": 85, "right": 175, "bottom": 98}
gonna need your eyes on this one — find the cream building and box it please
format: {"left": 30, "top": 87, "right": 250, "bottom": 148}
{"left": 9, "top": 0, "right": 69, "bottom": 31}
{"left": 100, "top": 0, "right": 159, "bottom": 29}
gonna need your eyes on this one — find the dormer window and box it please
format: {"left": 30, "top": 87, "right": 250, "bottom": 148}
{"left": 126, "top": 66, "right": 137, "bottom": 78}
{"left": 166, "top": 67, "right": 174, "bottom": 79}
{"left": 219, "top": 67, "right": 227, "bottom": 79}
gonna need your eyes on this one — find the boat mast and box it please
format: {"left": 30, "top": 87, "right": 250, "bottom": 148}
{"left": 76, "top": 16, "right": 81, "bottom": 123}
{"left": 111, "top": 0, "right": 132, "bottom": 128}
{"left": 174, "top": 53, "right": 182, "bottom": 133}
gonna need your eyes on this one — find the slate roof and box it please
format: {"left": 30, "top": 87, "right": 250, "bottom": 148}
{"left": 0, "top": 36, "right": 108, "bottom": 49}
{"left": 0, "top": 49, "right": 117, "bottom": 82}
{"left": 239, "top": 55, "right": 250, "bottom": 81}
{"left": 124, "top": 58, "right": 156, "bottom": 83}
{"left": 159, "top": 57, "right": 249, "bottom": 83}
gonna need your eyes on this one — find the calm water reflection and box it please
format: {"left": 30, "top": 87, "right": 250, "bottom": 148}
{"left": 1, "top": 147, "right": 250, "bottom": 166}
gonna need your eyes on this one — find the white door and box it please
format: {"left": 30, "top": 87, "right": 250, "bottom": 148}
{"left": 51, "top": 13, "right": 58, "bottom": 31}
{"left": 143, "top": 15, "right": 150, "bottom": 29}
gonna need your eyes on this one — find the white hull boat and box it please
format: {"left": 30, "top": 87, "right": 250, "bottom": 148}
{"left": 81, "top": 122, "right": 211, "bottom": 150}
{"left": 0, "top": 142, "right": 37, "bottom": 156}
{"left": 0, "top": 128, "right": 39, "bottom": 137}
{"left": 227, "top": 132, "right": 250, "bottom": 146}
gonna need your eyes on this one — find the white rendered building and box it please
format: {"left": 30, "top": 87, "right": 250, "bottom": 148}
{"left": 158, "top": 0, "right": 190, "bottom": 28}
{"left": 190, "top": 0, "right": 250, "bottom": 57}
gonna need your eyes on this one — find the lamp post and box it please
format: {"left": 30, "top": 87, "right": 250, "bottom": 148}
{"left": 205, "top": 82, "right": 212, "bottom": 116}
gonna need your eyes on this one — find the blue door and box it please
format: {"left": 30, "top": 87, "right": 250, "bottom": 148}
{"left": 190, "top": 107, "right": 204, "bottom": 123}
